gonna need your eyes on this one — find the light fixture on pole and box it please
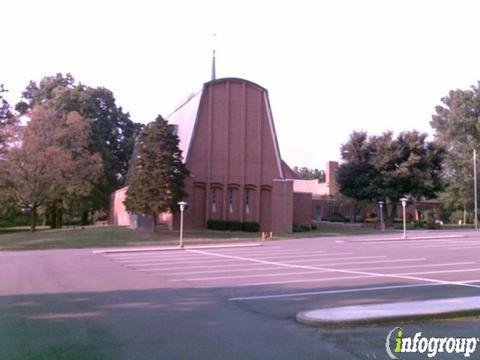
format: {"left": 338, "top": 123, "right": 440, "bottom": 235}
{"left": 378, "top": 201, "right": 384, "bottom": 232}
{"left": 400, "top": 197, "right": 408, "bottom": 239}
{"left": 178, "top": 201, "right": 187, "bottom": 248}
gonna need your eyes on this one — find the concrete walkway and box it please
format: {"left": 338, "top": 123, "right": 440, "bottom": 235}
{"left": 297, "top": 296, "right": 480, "bottom": 326}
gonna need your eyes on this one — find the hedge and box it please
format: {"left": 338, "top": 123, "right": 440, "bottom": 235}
{"left": 207, "top": 219, "right": 260, "bottom": 232}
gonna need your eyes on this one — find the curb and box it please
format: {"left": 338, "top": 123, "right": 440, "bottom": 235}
{"left": 92, "top": 242, "right": 263, "bottom": 254}
{"left": 296, "top": 296, "right": 480, "bottom": 327}
{"left": 348, "top": 234, "right": 467, "bottom": 242}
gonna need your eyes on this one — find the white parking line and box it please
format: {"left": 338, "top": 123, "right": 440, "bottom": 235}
{"left": 166, "top": 261, "right": 475, "bottom": 277}
{"left": 118, "top": 251, "right": 353, "bottom": 265}
{"left": 104, "top": 249, "right": 330, "bottom": 262}
{"left": 170, "top": 266, "right": 287, "bottom": 276}
{"left": 228, "top": 283, "right": 445, "bottom": 301}
{"left": 396, "top": 267, "right": 480, "bottom": 276}
{"left": 123, "top": 253, "right": 370, "bottom": 267}
{"left": 128, "top": 255, "right": 400, "bottom": 270}
{"left": 349, "top": 261, "right": 475, "bottom": 272}
{"left": 168, "top": 270, "right": 329, "bottom": 282}
{"left": 139, "top": 262, "right": 276, "bottom": 272}
{"left": 228, "top": 279, "right": 480, "bottom": 301}
{"left": 211, "top": 275, "right": 378, "bottom": 288}
{"left": 448, "top": 246, "right": 480, "bottom": 250}
{"left": 283, "top": 257, "right": 425, "bottom": 267}
{"left": 188, "top": 249, "right": 480, "bottom": 290}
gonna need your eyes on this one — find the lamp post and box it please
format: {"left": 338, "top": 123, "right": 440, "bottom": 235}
{"left": 474, "top": 149, "right": 478, "bottom": 230}
{"left": 400, "top": 197, "right": 408, "bottom": 239}
{"left": 178, "top": 201, "right": 187, "bottom": 248}
{"left": 378, "top": 201, "right": 384, "bottom": 232}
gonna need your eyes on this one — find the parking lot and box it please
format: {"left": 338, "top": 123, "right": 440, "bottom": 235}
{"left": 102, "top": 231, "right": 480, "bottom": 306}
{"left": 3, "top": 229, "right": 480, "bottom": 359}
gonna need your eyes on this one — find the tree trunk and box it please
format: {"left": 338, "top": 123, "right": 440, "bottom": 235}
{"left": 57, "top": 206, "right": 63, "bottom": 228}
{"left": 81, "top": 210, "right": 89, "bottom": 226}
{"left": 30, "top": 204, "right": 37, "bottom": 232}
{"left": 386, "top": 201, "right": 398, "bottom": 225}
{"left": 350, "top": 203, "right": 356, "bottom": 223}
{"left": 49, "top": 203, "right": 57, "bottom": 229}
{"left": 151, "top": 212, "right": 158, "bottom": 232}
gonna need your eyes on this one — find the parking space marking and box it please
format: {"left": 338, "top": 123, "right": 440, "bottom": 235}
{"left": 395, "top": 267, "right": 480, "bottom": 276}
{"left": 125, "top": 254, "right": 382, "bottom": 268}
{"left": 103, "top": 249, "right": 335, "bottom": 263}
{"left": 117, "top": 251, "right": 354, "bottom": 265}
{"left": 348, "top": 261, "right": 475, "bottom": 272}
{"left": 282, "top": 257, "right": 425, "bottom": 267}
{"left": 168, "top": 270, "right": 330, "bottom": 282}
{"left": 168, "top": 265, "right": 287, "bottom": 276}
{"left": 228, "top": 279, "right": 480, "bottom": 301}
{"left": 448, "top": 246, "right": 480, "bottom": 250}
{"left": 162, "top": 261, "right": 475, "bottom": 277}
{"left": 139, "top": 262, "right": 277, "bottom": 272}
{"left": 228, "top": 283, "right": 445, "bottom": 301}
{"left": 211, "top": 275, "right": 378, "bottom": 288}
{"left": 188, "top": 249, "right": 480, "bottom": 290}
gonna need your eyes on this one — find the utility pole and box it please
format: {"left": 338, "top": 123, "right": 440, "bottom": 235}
{"left": 475, "top": 149, "right": 478, "bottom": 230}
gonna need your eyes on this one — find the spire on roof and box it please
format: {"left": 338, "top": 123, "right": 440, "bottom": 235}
{"left": 211, "top": 49, "right": 216, "bottom": 81}
{"left": 211, "top": 33, "right": 216, "bottom": 81}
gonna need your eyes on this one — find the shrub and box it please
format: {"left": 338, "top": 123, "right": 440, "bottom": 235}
{"left": 293, "top": 223, "right": 311, "bottom": 232}
{"left": 328, "top": 212, "right": 347, "bottom": 222}
{"left": 242, "top": 222, "right": 260, "bottom": 232}
{"left": 413, "top": 220, "right": 425, "bottom": 229}
{"left": 363, "top": 217, "right": 378, "bottom": 224}
{"left": 227, "top": 221, "right": 243, "bottom": 231}
{"left": 207, "top": 219, "right": 228, "bottom": 231}
{"left": 207, "top": 220, "right": 260, "bottom": 232}
{"left": 311, "top": 223, "right": 318, "bottom": 230}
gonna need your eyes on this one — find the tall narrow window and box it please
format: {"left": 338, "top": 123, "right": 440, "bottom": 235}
{"left": 229, "top": 189, "right": 233, "bottom": 214}
{"left": 245, "top": 190, "right": 250, "bottom": 215}
{"left": 212, "top": 189, "right": 216, "bottom": 213}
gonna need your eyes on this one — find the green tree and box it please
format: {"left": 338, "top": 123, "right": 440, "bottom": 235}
{"left": 15, "top": 73, "right": 142, "bottom": 219}
{"left": 293, "top": 166, "right": 326, "bottom": 181}
{"left": 124, "top": 116, "right": 189, "bottom": 232}
{"left": 0, "top": 105, "right": 103, "bottom": 231}
{"left": 430, "top": 83, "right": 480, "bottom": 221}
{"left": 0, "top": 84, "right": 17, "bottom": 155}
{"left": 337, "top": 130, "right": 444, "bottom": 222}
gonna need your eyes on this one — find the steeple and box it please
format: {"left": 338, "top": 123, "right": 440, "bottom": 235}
{"left": 211, "top": 33, "right": 216, "bottom": 81}
{"left": 211, "top": 49, "right": 216, "bottom": 81}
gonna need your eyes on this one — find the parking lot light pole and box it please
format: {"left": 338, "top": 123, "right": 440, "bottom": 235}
{"left": 400, "top": 197, "right": 408, "bottom": 239}
{"left": 474, "top": 149, "right": 478, "bottom": 230}
{"left": 178, "top": 201, "right": 187, "bottom": 248}
{"left": 378, "top": 201, "right": 384, "bottom": 232}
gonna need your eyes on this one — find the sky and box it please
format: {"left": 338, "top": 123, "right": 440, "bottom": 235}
{"left": 3, "top": 0, "right": 480, "bottom": 170}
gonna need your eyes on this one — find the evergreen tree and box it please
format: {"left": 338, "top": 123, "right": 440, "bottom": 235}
{"left": 124, "top": 116, "right": 189, "bottom": 232}
{"left": 0, "top": 84, "right": 16, "bottom": 155}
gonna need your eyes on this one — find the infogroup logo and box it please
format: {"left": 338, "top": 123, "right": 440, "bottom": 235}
{"left": 385, "top": 327, "right": 479, "bottom": 359}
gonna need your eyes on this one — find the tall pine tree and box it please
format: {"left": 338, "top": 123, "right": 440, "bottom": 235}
{"left": 124, "top": 116, "right": 188, "bottom": 232}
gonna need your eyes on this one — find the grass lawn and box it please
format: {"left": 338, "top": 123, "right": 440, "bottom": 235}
{"left": 0, "top": 226, "right": 262, "bottom": 251}
{"left": 0, "top": 223, "right": 422, "bottom": 251}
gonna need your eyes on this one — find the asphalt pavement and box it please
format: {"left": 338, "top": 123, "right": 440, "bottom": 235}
{"left": 2, "top": 229, "right": 480, "bottom": 359}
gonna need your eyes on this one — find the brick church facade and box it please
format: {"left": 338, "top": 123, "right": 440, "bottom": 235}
{"left": 110, "top": 77, "right": 301, "bottom": 232}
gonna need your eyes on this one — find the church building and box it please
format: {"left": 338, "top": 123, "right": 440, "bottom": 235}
{"left": 109, "top": 75, "right": 307, "bottom": 232}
